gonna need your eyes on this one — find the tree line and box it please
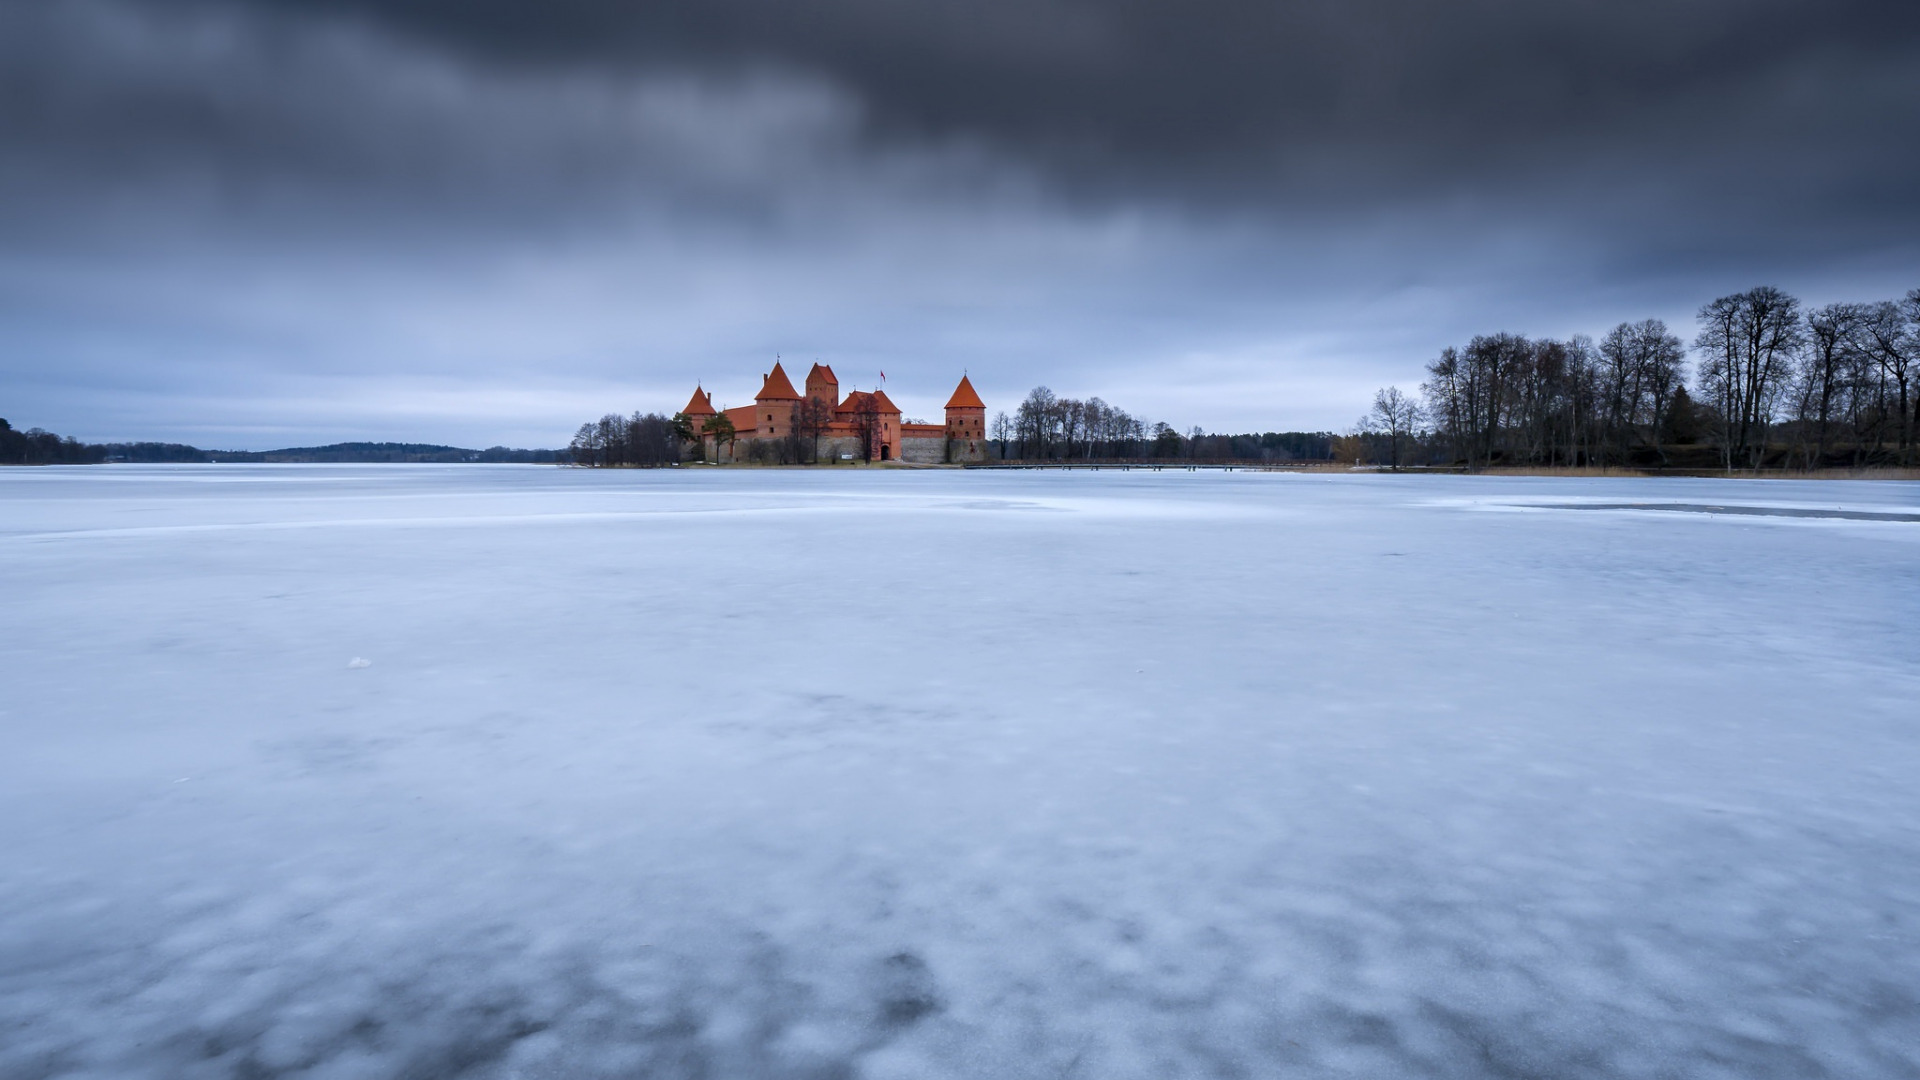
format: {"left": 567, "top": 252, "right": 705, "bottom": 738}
{"left": 0, "top": 418, "right": 105, "bottom": 464}
{"left": 567, "top": 413, "right": 683, "bottom": 467}
{"left": 990, "top": 387, "right": 1336, "bottom": 463}
{"left": 1, "top": 421, "right": 564, "bottom": 465}
{"left": 1356, "top": 285, "right": 1920, "bottom": 470}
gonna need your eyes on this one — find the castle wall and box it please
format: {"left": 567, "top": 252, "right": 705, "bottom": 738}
{"left": 900, "top": 436, "right": 945, "bottom": 464}
{"left": 820, "top": 435, "right": 865, "bottom": 461}
{"left": 702, "top": 434, "right": 886, "bottom": 463}
{"left": 696, "top": 423, "right": 981, "bottom": 463}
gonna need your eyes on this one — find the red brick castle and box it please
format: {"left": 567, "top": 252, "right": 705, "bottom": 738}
{"left": 681, "top": 362, "right": 987, "bottom": 463}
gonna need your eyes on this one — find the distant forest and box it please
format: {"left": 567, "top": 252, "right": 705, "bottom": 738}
{"left": 1353, "top": 285, "right": 1920, "bottom": 471}
{"left": 0, "top": 425, "right": 561, "bottom": 466}
{"left": 988, "top": 388, "right": 1334, "bottom": 463}
{"left": 0, "top": 418, "right": 103, "bottom": 465}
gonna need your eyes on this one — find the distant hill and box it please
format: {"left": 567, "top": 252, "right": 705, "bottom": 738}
{"left": 86, "top": 439, "right": 564, "bottom": 464}
{"left": 201, "top": 442, "right": 562, "bottom": 463}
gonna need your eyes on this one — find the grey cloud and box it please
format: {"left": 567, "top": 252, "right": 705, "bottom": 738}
{"left": 0, "top": 2, "right": 877, "bottom": 233}
{"left": 238, "top": 0, "right": 1920, "bottom": 199}
{"left": 16, "top": 0, "right": 1920, "bottom": 218}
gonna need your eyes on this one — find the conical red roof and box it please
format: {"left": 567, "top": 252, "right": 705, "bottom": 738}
{"left": 944, "top": 375, "right": 985, "bottom": 409}
{"left": 807, "top": 362, "right": 838, "bottom": 384}
{"left": 869, "top": 389, "right": 901, "bottom": 414}
{"left": 756, "top": 363, "right": 801, "bottom": 401}
{"left": 682, "top": 386, "right": 716, "bottom": 416}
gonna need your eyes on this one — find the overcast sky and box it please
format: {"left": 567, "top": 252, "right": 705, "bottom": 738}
{"left": 4, "top": 0, "right": 1917, "bottom": 448}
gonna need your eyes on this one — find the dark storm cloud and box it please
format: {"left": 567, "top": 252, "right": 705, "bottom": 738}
{"left": 1, "top": 0, "right": 1915, "bottom": 446}
{"left": 15, "top": 0, "right": 1920, "bottom": 217}
{"left": 247, "top": 0, "right": 1920, "bottom": 207}
{"left": 0, "top": 2, "right": 857, "bottom": 229}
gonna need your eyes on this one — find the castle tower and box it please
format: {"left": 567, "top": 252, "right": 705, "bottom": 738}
{"left": 804, "top": 363, "right": 839, "bottom": 411}
{"left": 679, "top": 387, "right": 718, "bottom": 462}
{"left": 869, "top": 388, "right": 903, "bottom": 461}
{"left": 681, "top": 386, "right": 717, "bottom": 427}
{"left": 752, "top": 362, "right": 803, "bottom": 438}
{"left": 944, "top": 375, "right": 987, "bottom": 462}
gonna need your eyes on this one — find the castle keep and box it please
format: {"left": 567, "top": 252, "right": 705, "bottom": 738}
{"left": 682, "top": 363, "right": 987, "bottom": 464}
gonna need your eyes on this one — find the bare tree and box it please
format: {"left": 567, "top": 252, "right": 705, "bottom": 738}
{"left": 1856, "top": 297, "right": 1917, "bottom": 463}
{"left": 1056, "top": 397, "right": 1085, "bottom": 458}
{"left": 851, "top": 393, "right": 882, "bottom": 461}
{"left": 1597, "top": 319, "right": 1685, "bottom": 466}
{"left": 568, "top": 421, "right": 598, "bottom": 466}
{"left": 594, "top": 414, "right": 623, "bottom": 464}
{"left": 1419, "top": 334, "right": 1526, "bottom": 468}
{"left": 1421, "top": 346, "right": 1468, "bottom": 464}
{"left": 1694, "top": 286, "right": 1803, "bottom": 470}
{"left": 1794, "top": 303, "right": 1865, "bottom": 468}
{"left": 787, "top": 397, "right": 832, "bottom": 464}
{"left": 1078, "top": 398, "right": 1106, "bottom": 459}
{"left": 1368, "top": 386, "right": 1424, "bottom": 469}
{"left": 1015, "top": 386, "right": 1057, "bottom": 459}
{"left": 1562, "top": 335, "right": 1598, "bottom": 466}
{"left": 1638, "top": 324, "right": 1686, "bottom": 464}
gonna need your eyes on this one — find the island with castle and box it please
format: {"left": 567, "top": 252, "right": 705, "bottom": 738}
{"left": 681, "top": 362, "right": 987, "bottom": 464}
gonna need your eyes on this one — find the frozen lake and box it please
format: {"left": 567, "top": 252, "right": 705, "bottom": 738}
{"left": 3, "top": 465, "right": 1917, "bottom": 1079}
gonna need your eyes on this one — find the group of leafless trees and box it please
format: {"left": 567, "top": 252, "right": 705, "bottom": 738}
{"left": 1361, "top": 285, "right": 1920, "bottom": 470}
{"left": 996, "top": 387, "right": 1176, "bottom": 460}
{"left": 1411, "top": 320, "right": 1687, "bottom": 470}
{"left": 567, "top": 412, "right": 681, "bottom": 467}
{"left": 992, "top": 387, "right": 1338, "bottom": 462}
{"left": 1729, "top": 289, "right": 1920, "bottom": 470}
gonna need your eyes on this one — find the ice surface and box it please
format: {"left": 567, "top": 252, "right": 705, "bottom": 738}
{"left": 2, "top": 465, "right": 1917, "bottom": 1079}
